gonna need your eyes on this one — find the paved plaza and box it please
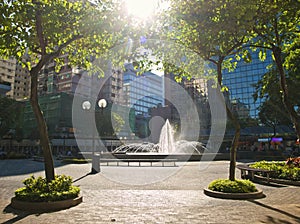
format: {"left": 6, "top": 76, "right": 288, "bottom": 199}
{"left": 0, "top": 159, "right": 299, "bottom": 224}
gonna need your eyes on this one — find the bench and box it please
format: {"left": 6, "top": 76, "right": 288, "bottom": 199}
{"left": 236, "top": 164, "right": 276, "bottom": 183}
{"left": 100, "top": 158, "right": 177, "bottom": 167}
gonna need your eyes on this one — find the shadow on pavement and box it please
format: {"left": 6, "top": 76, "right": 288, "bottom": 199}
{"left": 254, "top": 181, "right": 289, "bottom": 188}
{"left": 2, "top": 204, "right": 32, "bottom": 224}
{"left": 2, "top": 201, "right": 76, "bottom": 224}
{"left": 0, "top": 159, "right": 65, "bottom": 177}
{"left": 264, "top": 215, "right": 296, "bottom": 224}
{"left": 248, "top": 200, "right": 300, "bottom": 223}
{"left": 73, "top": 172, "right": 92, "bottom": 183}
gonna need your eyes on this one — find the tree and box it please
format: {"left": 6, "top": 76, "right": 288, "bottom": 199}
{"left": 254, "top": 64, "right": 300, "bottom": 135}
{"left": 0, "top": 96, "right": 23, "bottom": 139}
{"left": 0, "top": 0, "right": 126, "bottom": 181}
{"left": 161, "top": 0, "right": 257, "bottom": 180}
{"left": 249, "top": 0, "right": 300, "bottom": 138}
{"left": 96, "top": 110, "right": 125, "bottom": 138}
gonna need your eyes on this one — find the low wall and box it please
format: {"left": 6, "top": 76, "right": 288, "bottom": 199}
{"left": 78, "top": 151, "right": 287, "bottom": 162}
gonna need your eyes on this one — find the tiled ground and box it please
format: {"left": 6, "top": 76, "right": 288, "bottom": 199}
{"left": 0, "top": 160, "right": 299, "bottom": 223}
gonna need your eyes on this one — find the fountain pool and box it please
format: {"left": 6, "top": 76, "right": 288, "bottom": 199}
{"left": 113, "top": 119, "right": 207, "bottom": 156}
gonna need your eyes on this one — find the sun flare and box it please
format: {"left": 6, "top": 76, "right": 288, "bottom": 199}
{"left": 125, "top": 0, "right": 159, "bottom": 20}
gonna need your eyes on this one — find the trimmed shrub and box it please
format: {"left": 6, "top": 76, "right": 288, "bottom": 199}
{"left": 7, "top": 152, "right": 27, "bottom": 159}
{"left": 208, "top": 179, "right": 257, "bottom": 193}
{"left": 250, "top": 160, "right": 300, "bottom": 181}
{"left": 62, "top": 158, "right": 90, "bottom": 164}
{"left": 15, "top": 175, "right": 80, "bottom": 202}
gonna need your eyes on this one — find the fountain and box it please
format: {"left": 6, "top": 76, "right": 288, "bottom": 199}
{"left": 158, "top": 119, "right": 175, "bottom": 154}
{"left": 113, "top": 119, "right": 206, "bottom": 157}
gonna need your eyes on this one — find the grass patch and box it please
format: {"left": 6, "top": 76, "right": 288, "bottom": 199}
{"left": 208, "top": 179, "right": 257, "bottom": 193}
{"left": 15, "top": 175, "right": 80, "bottom": 202}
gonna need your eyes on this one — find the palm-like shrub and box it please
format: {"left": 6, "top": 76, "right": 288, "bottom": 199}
{"left": 15, "top": 175, "right": 80, "bottom": 202}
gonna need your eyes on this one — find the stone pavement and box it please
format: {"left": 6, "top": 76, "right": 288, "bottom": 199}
{"left": 0, "top": 159, "right": 299, "bottom": 224}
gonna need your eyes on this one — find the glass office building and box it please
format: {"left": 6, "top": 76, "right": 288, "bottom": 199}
{"left": 223, "top": 51, "right": 273, "bottom": 119}
{"left": 123, "top": 63, "right": 164, "bottom": 116}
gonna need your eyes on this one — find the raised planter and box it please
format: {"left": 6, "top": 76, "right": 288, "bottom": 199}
{"left": 203, "top": 188, "right": 264, "bottom": 200}
{"left": 254, "top": 174, "right": 300, "bottom": 186}
{"left": 10, "top": 196, "right": 83, "bottom": 212}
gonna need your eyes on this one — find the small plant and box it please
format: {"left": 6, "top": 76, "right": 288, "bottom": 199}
{"left": 208, "top": 179, "right": 257, "bottom": 193}
{"left": 286, "top": 157, "right": 300, "bottom": 168}
{"left": 15, "top": 175, "right": 80, "bottom": 202}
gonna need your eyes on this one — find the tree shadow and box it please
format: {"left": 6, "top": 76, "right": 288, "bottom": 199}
{"left": 255, "top": 181, "right": 288, "bottom": 188}
{"left": 264, "top": 215, "right": 296, "bottom": 224}
{"left": 248, "top": 200, "right": 300, "bottom": 223}
{"left": 2, "top": 204, "right": 34, "bottom": 224}
{"left": 2, "top": 198, "right": 80, "bottom": 224}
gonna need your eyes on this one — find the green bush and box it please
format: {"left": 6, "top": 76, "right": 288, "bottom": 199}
{"left": 7, "top": 152, "right": 27, "bottom": 159}
{"left": 250, "top": 160, "right": 300, "bottom": 181}
{"left": 62, "top": 158, "right": 90, "bottom": 164}
{"left": 15, "top": 175, "right": 80, "bottom": 202}
{"left": 208, "top": 179, "right": 257, "bottom": 193}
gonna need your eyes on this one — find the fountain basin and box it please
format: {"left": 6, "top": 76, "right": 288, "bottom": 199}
{"left": 109, "top": 152, "right": 229, "bottom": 161}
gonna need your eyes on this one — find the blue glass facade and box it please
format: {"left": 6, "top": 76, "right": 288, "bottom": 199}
{"left": 223, "top": 51, "right": 273, "bottom": 118}
{"left": 123, "top": 64, "right": 164, "bottom": 116}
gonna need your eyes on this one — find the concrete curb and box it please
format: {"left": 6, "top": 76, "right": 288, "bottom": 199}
{"left": 254, "top": 175, "right": 300, "bottom": 186}
{"left": 10, "top": 196, "right": 83, "bottom": 212}
{"left": 203, "top": 188, "right": 264, "bottom": 200}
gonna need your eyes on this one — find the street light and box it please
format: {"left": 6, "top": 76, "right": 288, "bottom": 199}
{"left": 82, "top": 98, "right": 107, "bottom": 174}
{"left": 98, "top": 99, "right": 107, "bottom": 112}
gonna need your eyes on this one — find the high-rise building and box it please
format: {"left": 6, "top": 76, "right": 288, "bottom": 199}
{"left": 23, "top": 92, "right": 74, "bottom": 139}
{"left": 222, "top": 51, "right": 273, "bottom": 119}
{"left": 0, "top": 58, "right": 16, "bottom": 99}
{"left": 163, "top": 73, "right": 211, "bottom": 139}
{"left": 0, "top": 58, "right": 30, "bottom": 100}
{"left": 38, "top": 55, "right": 75, "bottom": 95}
{"left": 37, "top": 56, "right": 124, "bottom": 104}
{"left": 123, "top": 63, "right": 164, "bottom": 116}
{"left": 14, "top": 62, "right": 30, "bottom": 100}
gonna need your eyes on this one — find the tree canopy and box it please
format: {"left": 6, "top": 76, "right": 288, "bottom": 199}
{"left": 0, "top": 0, "right": 127, "bottom": 70}
{"left": 159, "top": 0, "right": 259, "bottom": 181}
{"left": 0, "top": 0, "right": 128, "bottom": 181}
{"left": 249, "top": 0, "right": 300, "bottom": 138}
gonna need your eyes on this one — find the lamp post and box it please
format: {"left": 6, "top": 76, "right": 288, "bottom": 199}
{"left": 82, "top": 99, "right": 107, "bottom": 174}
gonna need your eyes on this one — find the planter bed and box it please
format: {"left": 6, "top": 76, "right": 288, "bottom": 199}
{"left": 203, "top": 188, "right": 264, "bottom": 200}
{"left": 253, "top": 174, "right": 300, "bottom": 186}
{"left": 10, "top": 196, "right": 83, "bottom": 212}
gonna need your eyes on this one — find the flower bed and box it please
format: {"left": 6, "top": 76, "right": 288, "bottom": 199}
{"left": 249, "top": 157, "right": 300, "bottom": 181}
{"left": 204, "top": 179, "right": 263, "bottom": 199}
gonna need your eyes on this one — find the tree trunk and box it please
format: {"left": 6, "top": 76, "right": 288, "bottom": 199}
{"left": 30, "top": 67, "right": 55, "bottom": 182}
{"left": 217, "top": 60, "right": 240, "bottom": 181}
{"left": 273, "top": 46, "right": 300, "bottom": 139}
{"left": 226, "top": 106, "right": 240, "bottom": 181}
